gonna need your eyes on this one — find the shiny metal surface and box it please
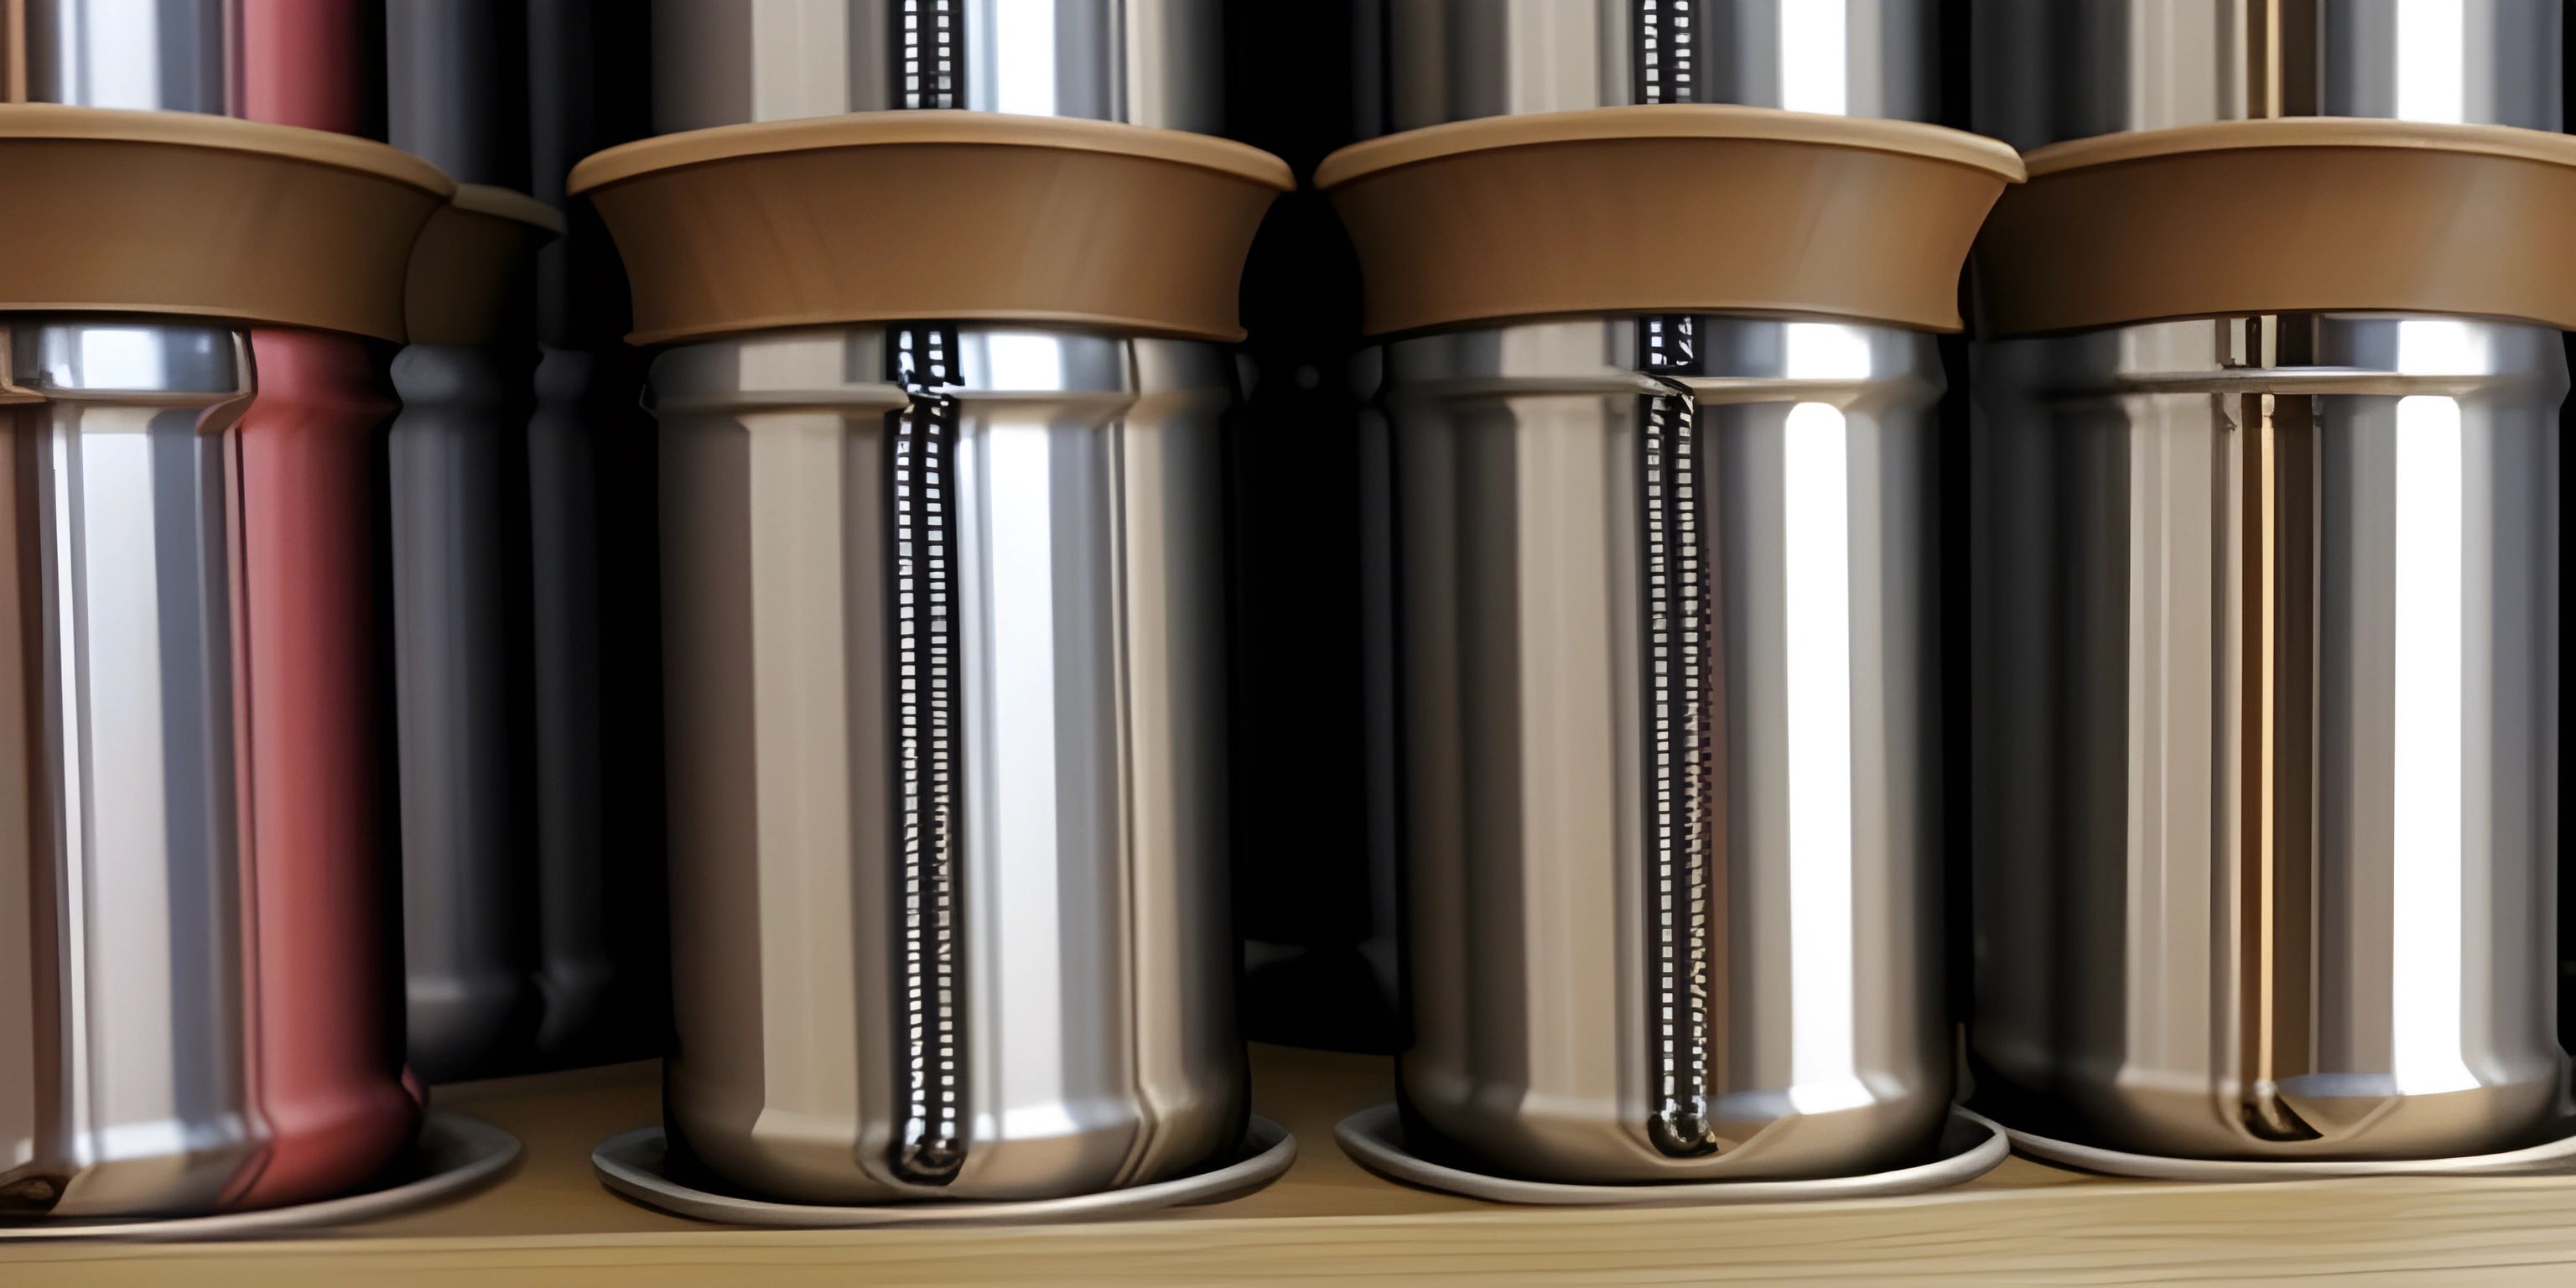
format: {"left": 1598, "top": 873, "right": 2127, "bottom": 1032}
{"left": 383, "top": 0, "right": 549, "bottom": 1083}
{"left": 648, "top": 0, "right": 1221, "bottom": 132}
{"left": 1970, "top": 315, "right": 2565, "bottom": 1160}
{"left": 1379, "top": 319, "right": 1946, "bottom": 1183}
{"left": 651, "top": 325, "right": 1242, "bottom": 1202}
{"left": 12, "top": 0, "right": 236, "bottom": 113}
{"left": 225, "top": 330, "right": 421, "bottom": 1208}
{"left": 0, "top": 320, "right": 256, "bottom": 1217}
{"left": 1972, "top": 0, "right": 2562, "bottom": 149}
{"left": 1378, "top": 0, "right": 1941, "bottom": 128}
{"left": 389, "top": 344, "right": 541, "bottom": 1083}
{"left": 224, "top": 11, "right": 422, "bottom": 1204}
{"left": 385, "top": 0, "right": 527, "bottom": 186}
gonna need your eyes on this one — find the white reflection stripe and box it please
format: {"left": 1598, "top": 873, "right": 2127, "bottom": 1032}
{"left": 2390, "top": 395, "right": 2474, "bottom": 1093}
{"left": 1784, "top": 402, "right": 1858, "bottom": 1111}
{"left": 1779, "top": 0, "right": 1848, "bottom": 116}
{"left": 50, "top": 421, "right": 94, "bottom": 1137}
{"left": 2396, "top": 0, "right": 2467, "bottom": 125}
{"left": 992, "top": 0, "right": 1057, "bottom": 116}
{"left": 978, "top": 424, "right": 1063, "bottom": 1111}
{"left": 83, "top": 423, "right": 183, "bottom": 1130}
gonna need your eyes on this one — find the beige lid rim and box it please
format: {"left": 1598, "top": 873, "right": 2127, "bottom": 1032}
{"left": 1319, "top": 105, "right": 2023, "bottom": 338}
{"left": 1977, "top": 117, "right": 2576, "bottom": 337}
{"left": 1316, "top": 103, "right": 2027, "bottom": 190}
{"left": 2, "top": 103, "right": 453, "bottom": 340}
{"left": 0, "top": 101, "right": 454, "bottom": 194}
{"left": 569, "top": 108, "right": 1295, "bottom": 195}
{"left": 2021, "top": 115, "right": 2576, "bottom": 177}
{"left": 449, "top": 181, "right": 568, "bottom": 236}
{"left": 573, "top": 110, "right": 1290, "bottom": 346}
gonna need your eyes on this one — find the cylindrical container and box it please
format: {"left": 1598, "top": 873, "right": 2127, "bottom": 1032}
{"left": 230, "top": 0, "right": 420, "bottom": 1203}
{"left": 647, "top": 325, "right": 1244, "bottom": 1202}
{"left": 523, "top": 0, "right": 667, "bottom": 1070}
{"left": 1374, "top": 314, "right": 1953, "bottom": 1182}
{"left": 1378, "top": 0, "right": 1941, "bottom": 127}
{"left": 384, "top": 0, "right": 558, "bottom": 1084}
{"left": 573, "top": 100, "right": 1287, "bottom": 1199}
{"left": 385, "top": 184, "right": 564, "bottom": 1083}
{"left": 1332, "top": 0, "right": 2007, "bottom": 1183}
{"left": 647, "top": 0, "right": 1218, "bottom": 132}
{"left": 1968, "top": 0, "right": 2569, "bottom": 1161}
{"left": 0, "top": 102, "right": 449, "bottom": 1217}
{"left": 6, "top": 0, "right": 234, "bottom": 111}
{"left": 2, "top": 321, "right": 259, "bottom": 1218}
{"left": 242, "top": 0, "right": 385, "bottom": 136}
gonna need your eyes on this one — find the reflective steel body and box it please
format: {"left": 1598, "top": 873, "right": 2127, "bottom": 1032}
{"left": 1971, "top": 317, "right": 2565, "bottom": 1159}
{"left": 1378, "top": 0, "right": 1940, "bottom": 127}
{"left": 1972, "top": 0, "right": 2561, "bottom": 152}
{"left": 2, "top": 322, "right": 256, "bottom": 1217}
{"left": 1969, "top": 0, "right": 2567, "bottom": 1161}
{"left": 651, "top": 327, "right": 1242, "bottom": 1202}
{"left": 648, "top": 0, "right": 1219, "bottom": 132}
{"left": 642, "top": 0, "right": 1245, "bottom": 1201}
{"left": 0, "top": 321, "right": 413, "bottom": 1217}
{"left": 9, "top": 0, "right": 234, "bottom": 112}
{"left": 1379, "top": 319, "right": 1946, "bottom": 1182}
{"left": 1367, "top": 0, "right": 1950, "bottom": 1182}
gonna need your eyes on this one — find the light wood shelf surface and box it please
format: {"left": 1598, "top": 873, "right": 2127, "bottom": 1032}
{"left": 8, "top": 1044, "right": 2576, "bottom": 1285}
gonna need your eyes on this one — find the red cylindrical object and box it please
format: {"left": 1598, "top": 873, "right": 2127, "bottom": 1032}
{"left": 226, "top": 332, "right": 418, "bottom": 1208}
{"left": 228, "top": 0, "right": 416, "bottom": 1209}
{"left": 242, "top": 0, "right": 384, "bottom": 136}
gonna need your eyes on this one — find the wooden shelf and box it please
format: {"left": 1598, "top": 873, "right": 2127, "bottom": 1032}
{"left": 13, "top": 1044, "right": 2576, "bottom": 1284}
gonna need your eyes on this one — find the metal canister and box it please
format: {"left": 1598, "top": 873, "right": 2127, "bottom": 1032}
{"left": 384, "top": 0, "right": 548, "bottom": 1084}
{"left": 642, "top": 326, "right": 1244, "bottom": 1202}
{"left": 4, "top": 88, "right": 445, "bottom": 1233}
{"left": 525, "top": 0, "right": 667, "bottom": 1071}
{"left": 1968, "top": 0, "right": 2568, "bottom": 1160}
{"left": 1357, "top": 0, "right": 1962, "bottom": 1182}
{"left": 600, "top": 0, "right": 1270, "bottom": 1202}
{"left": 647, "top": 0, "right": 1218, "bottom": 133}
{"left": 1, "top": 322, "right": 262, "bottom": 1217}
{"left": 229, "top": 0, "right": 421, "bottom": 1205}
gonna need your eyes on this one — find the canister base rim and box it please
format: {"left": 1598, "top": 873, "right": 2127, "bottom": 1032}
{"left": 0, "top": 1113, "right": 520, "bottom": 1239}
{"left": 1333, "top": 1105, "right": 2007, "bottom": 1205}
{"left": 1999, "top": 1121, "right": 2576, "bottom": 1181}
{"left": 589, "top": 1117, "right": 1295, "bottom": 1226}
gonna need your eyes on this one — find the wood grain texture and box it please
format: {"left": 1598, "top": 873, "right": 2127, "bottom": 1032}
{"left": 8, "top": 1046, "right": 2576, "bottom": 1285}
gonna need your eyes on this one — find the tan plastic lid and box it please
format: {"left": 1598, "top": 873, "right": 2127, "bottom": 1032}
{"left": 567, "top": 110, "right": 1294, "bottom": 346}
{"left": 1316, "top": 105, "right": 2026, "bottom": 338}
{"left": 0, "top": 103, "right": 455, "bottom": 341}
{"left": 405, "top": 184, "right": 566, "bottom": 346}
{"left": 1976, "top": 117, "right": 2576, "bottom": 337}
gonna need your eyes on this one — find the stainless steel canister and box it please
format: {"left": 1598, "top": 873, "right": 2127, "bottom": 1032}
{"left": 1366, "top": 0, "right": 1952, "bottom": 1182}
{"left": 1968, "top": 0, "right": 2568, "bottom": 1160}
{"left": 640, "top": 0, "right": 1244, "bottom": 1202}
{"left": 650, "top": 329, "right": 1241, "bottom": 1202}
{"left": 386, "top": 0, "right": 545, "bottom": 1083}
{"left": 1, "top": 322, "right": 259, "bottom": 1217}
